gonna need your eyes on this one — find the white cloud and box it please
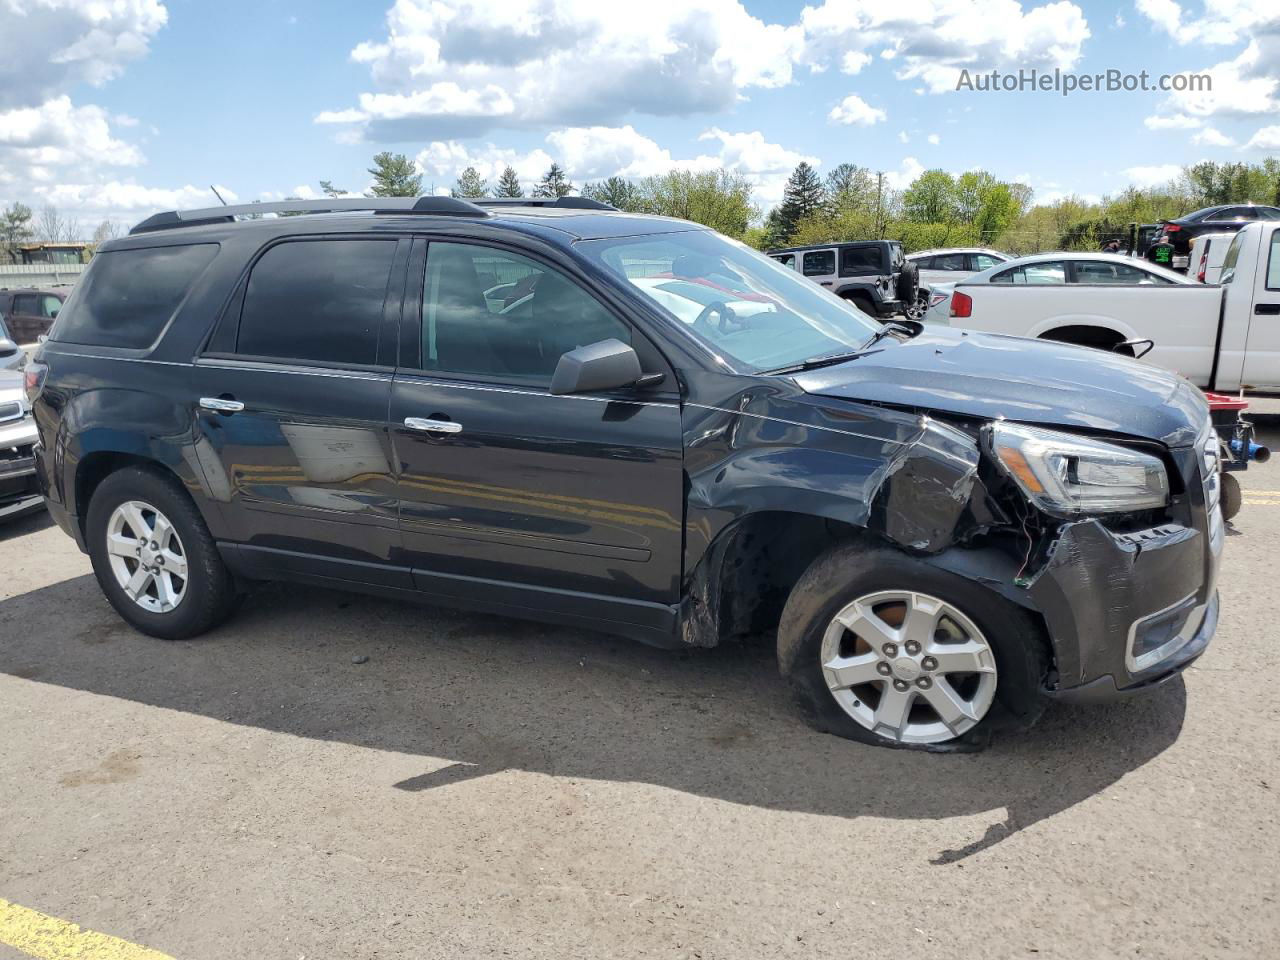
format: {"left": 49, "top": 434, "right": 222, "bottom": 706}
{"left": 828, "top": 93, "right": 886, "bottom": 126}
{"left": 0, "top": 0, "right": 168, "bottom": 108}
{"left": 1135, "top": 0, "right": 1277, "bottom": 46}
{"left": 1245, "top": 125, "right": 1280, "bottom": 151}
{"left": 840, "top": 51, "right": 871, "bottom": 74}
{"left": 0, "top": 97, "right": 144, "bottom": 181}
{"left": 1122, "top": 163, "right": 1184, "bottom": 188}
{"left": 927, "top": 133, "right": 941, "bottom": 145}
{"left": 800, "top": 0, "right": 1091, "bottom": 94}
{"left": 414, "top": 125, "right": 814, "bottom": 209}
{"left": 34, "top": 182, "right": 236, "bottom": 221}
{"left": 1192, "top": 126, "right": 1235, "bottom": 147}
{"left": 897, "top": 130, "right": 909, "bottom": 143}
{"left": 884, "top": 156, "right": 925, "bottom": 190}
{"left": 323, "top": 0, "right": 804, "bottom": 139}
{"left": 1144, "top": 114, "right": 1202, "bottom": 130}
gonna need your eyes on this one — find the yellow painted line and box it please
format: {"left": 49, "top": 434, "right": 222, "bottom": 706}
{"left": 0, "top": 898, "right": 174, "bottom": 960}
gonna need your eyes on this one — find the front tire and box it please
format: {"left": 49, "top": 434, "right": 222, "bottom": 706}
{"left": 87, "top": 466, "right": 239, "bottom": 640}
{"left": 777, "top": 543, "right": 1047, "bottom": 750}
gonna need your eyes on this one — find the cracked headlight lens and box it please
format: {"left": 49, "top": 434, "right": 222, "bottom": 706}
{"left": 985, "top": 422, "right": 1169, "bottom": 517}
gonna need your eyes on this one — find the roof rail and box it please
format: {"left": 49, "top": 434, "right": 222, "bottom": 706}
{"left": 129, "top": 196, "right": 489, "bottom": 235}
{"left": 472, "top": 197, "right": 617, "bottom": 211}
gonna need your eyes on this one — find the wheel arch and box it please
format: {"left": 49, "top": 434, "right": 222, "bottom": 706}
{"left": 62, "top": 388, "right": 226, "bottom": 541}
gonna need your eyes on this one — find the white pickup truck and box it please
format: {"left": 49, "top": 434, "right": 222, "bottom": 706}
{"left": 942, "top": 222, "right": 1280, "bottom": 391}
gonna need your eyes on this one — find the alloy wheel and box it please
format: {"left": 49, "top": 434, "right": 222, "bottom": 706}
{"left": 820, "top": 590, "right": 997, "bottom": 744}
{"left": 105, "top": 500, "right": 189, "bottom": 613}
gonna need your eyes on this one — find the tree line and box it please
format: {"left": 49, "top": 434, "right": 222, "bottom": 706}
{"left": 5, "top": 152, "right": 1278, "bottom": 263}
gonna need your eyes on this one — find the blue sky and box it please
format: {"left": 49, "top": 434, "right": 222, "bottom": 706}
{"left": 1, "top": 0, "right": 1277, "bottom": 229}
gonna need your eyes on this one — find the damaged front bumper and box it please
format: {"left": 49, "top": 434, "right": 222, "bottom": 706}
{"left": 1026, "top": 486, "right": 1222, "bottom": 702}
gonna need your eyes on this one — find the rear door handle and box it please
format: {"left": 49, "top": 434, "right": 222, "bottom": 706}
{"left": 199, "top": 397, "right": 244, "bottom": 413}
{"left": 404, "top": 417, "right": 462, "bottom": 434}
{"left": 1255, "top": 303, "right": 1280, "bottom": 316}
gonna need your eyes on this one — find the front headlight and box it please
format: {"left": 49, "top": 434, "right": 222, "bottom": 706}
{"left": 985, "top": 422, "right": 1169, "bottom": 517}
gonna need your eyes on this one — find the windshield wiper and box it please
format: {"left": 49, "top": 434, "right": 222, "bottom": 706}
{"left": 858, "top": 318, "right": 924, "bottom": 351}
{"left": 761, "top": 351, "right": 868, "bottom": 375}
{"left": 761, "top": 320, "right": 924, "bottom": 376}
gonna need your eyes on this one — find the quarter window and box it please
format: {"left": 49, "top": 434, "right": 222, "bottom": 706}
{"left": 802, "top": 250, "right": 835, "bottom": 276}
{"left": 236, "top": 239, "right": 397, "bottom": 366}
{"left": 50, "top": 243, "right": 218, "bottom": 349}
{"left": 1266, "top": 232, "right": 1280, "bottom": 291}
{"left": 420, "top": 242, "right": 631, "bottom": 383}
{"left": 839, "top": 247, "right": 881, "bottom": 276}
{"left": 971, "top": 254, "right": 1003, "bottom": 271}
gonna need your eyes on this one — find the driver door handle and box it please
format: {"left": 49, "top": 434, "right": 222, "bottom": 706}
{"left": 404, "top": 417, "right": 462, "bottom": 434}
{"left": 199, "top": 397, "right": 244, "bottom": 413}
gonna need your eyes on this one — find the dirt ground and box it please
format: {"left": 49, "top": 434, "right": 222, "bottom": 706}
{"left": 1, "top": 429, "right": 1278, "bottom": 959}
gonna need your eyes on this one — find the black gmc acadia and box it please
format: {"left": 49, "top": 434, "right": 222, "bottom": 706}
{"left": 26, "top": 196, "right": 1222, "bottom": 750}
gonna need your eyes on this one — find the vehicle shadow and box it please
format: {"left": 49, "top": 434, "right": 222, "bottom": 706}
{"left": 0, "top": 575, "right": 1187, "bottom": 865}
{"left": 0, "top": 507, "right": 52, "bottom": 542}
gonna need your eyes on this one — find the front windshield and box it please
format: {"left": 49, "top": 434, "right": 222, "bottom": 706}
{"left": 577, "top": 230, "right": 880, "bottom": 372}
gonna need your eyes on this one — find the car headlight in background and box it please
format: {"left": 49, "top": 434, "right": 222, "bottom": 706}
{"left": 985, "top": 422, "right": 1169, "bottom": 516}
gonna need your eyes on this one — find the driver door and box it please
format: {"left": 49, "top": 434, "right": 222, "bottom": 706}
{"left": 389, "top": 239, "right": 685, "bottom": 610}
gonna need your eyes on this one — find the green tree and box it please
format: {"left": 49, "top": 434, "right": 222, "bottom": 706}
{"left": 366, "top": 152, "right": 423, "bottom": 197}
{"left": 534, "top": 163, "right": 573, "bottom": 198}
{"left": 582, "top": 176, "right": 640, "bottom": 210}
{"left": 319, "top": 180, "right": 348, "bottom": 197}
{"left": 824, "top": 162, "right": 874, "bottom": 216}
{"left": 452, "top": 166, "right": 488, "bottom": 198}
{"left": 774, "top": 161, "right": 825, "bottom": 241}
{"left": 495, "top": 166, "right": 524, "bottom": 197}
{"left": 901, "top": 169, "right": 958, "bottom": 224}
{"left": 633, "top": 169, "right": 757, "bottom": 238}
{"left": 1, "top": 202, "right": 34, "bottom": 260}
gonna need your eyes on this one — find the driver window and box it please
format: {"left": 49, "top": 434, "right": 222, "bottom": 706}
{"left": 421, "top": 242, "right": 630, "bottom": 383}
{"left": 1220, "top": 232, "right": 1246, "bottom": 284}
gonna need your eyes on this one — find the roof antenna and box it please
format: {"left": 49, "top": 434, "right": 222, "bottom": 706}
{"left": 210, "top": 185, "right": 229, "bottom": 206}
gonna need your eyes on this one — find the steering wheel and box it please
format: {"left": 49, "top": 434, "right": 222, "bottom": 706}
{"left": 693, "top": 301, "right": 747, "bottom": 335}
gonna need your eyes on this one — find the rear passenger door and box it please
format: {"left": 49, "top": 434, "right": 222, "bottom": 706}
{"left": 389, "top": 238, "right": 684, "bottom": 617}
{"left": 193, "top": 236, "right": 409, "bottom": 585}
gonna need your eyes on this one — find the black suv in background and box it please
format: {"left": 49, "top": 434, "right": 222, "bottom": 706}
{"left": 28, "top": 197, "right": 1221, "bottom": 750}
{"left": 767, "top": 240, "right": 917, "bottom": 319}
{"left": 1162, "top": 203, "right": 1280, "bottom": 256}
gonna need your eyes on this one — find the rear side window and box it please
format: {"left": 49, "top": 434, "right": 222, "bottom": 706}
{"left": 929, "top": 253, "right": 966, "bottom": 271}
{"left": 972, "top": 253, "right": 1003, "bottom": 271}
{"left": 990, "top": 261, "right": 1067, "bottom": 285}
{"left": 803, "top": 250, "right": 834, "bottom": 276}
{"left": 51, "top": 244, "right": 217, "bottom": 348}
{"left": 236, "top": 239, "right": 397, "bottom": 366}
{"left": 839, "top": 247, "right": 881, "bottom": 276}
{"left": 1266, "top": 232, "right": 1280, "bottom": 291}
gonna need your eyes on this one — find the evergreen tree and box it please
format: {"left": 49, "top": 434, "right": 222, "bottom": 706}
{"left": 366, "top": 152, "right": 423, "bottom": 197}
{"left": 319, "top": 180, "right": 348, "bottom": 197}
{"left": 774, "top": 162, "right": 825, "bottom": 241}
{"left": 824, "top": 162, "right": 873, "bottom": 215}
{"left": 452, "top": 166, "right": 488, "bottom": 198}
{"left": 495, "top": 166, "right": 524, "bottom": 197}
{"left": 534, "top": 163, "right": 573, "bottom": 198}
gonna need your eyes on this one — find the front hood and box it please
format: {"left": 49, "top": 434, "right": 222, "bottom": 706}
{"left": 793, "top": 326, "right": 1207, "bottom": 447}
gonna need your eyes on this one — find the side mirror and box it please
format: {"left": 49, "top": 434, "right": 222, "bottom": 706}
{"left": 550, "top": 339, "right": 642, "bottom": 396}
{"left": 0, "top": 337, "right": 18, "bottom": 357}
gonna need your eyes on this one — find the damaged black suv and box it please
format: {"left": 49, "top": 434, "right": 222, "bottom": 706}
{"left": 28, "top": 196, "right": 1222, "bottom": 749}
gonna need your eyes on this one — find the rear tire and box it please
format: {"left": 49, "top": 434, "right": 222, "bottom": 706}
{"left": 86, "top": 466, "right": 239, "bottom": 640}
{"left": 777, "top": 542, "right": 1047, "bottom": 750}
{"left": 1221, "top": 471, "right": 1242, "bottom": 521}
